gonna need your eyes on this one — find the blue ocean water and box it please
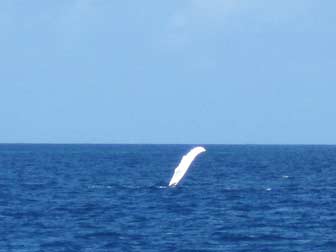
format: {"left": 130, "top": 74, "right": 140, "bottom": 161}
{"left": 1, "top": 144, "right": 336, "bottom": 251}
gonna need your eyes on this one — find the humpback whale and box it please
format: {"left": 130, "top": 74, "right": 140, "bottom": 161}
{"left": 168, "top": 146, "right": 206, "bottom": 187}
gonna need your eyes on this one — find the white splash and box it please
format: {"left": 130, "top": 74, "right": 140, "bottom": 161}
{"left": 168, "top": 146, "right": 206, "bottom": 187}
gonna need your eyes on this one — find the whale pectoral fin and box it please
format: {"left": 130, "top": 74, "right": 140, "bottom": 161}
{"left": 168, "top": 146, "right": 206, "bottom": 187}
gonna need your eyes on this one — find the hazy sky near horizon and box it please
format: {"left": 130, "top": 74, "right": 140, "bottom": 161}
{"left": 1, "top": 1, "right": 336, "bottom": 144}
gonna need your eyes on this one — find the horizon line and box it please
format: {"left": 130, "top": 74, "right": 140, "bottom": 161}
{"left": 0, "top": 142, "right": 336, "bottom": 146}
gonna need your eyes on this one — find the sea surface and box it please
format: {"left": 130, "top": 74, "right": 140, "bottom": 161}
{"left": 0, "top": 144, "right": 336, "bottom": 251}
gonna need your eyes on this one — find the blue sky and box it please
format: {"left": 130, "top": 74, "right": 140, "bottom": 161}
{"left": 1, "top": 0, "right": 335, "bottom": 144}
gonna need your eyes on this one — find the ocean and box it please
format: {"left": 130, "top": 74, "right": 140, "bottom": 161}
{"left": 0, "top": 144, "right": 335, "bottom": 251}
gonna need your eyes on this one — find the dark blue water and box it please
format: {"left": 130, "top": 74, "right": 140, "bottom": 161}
{"left": 1, "top": 144, "right": 336, "bottom": 251}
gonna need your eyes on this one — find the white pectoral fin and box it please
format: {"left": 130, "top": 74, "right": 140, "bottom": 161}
{"left": 168, "top": 146, "right": 206, "bottom": 187}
